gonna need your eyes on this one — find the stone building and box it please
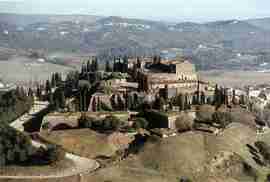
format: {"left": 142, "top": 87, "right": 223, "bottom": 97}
{"left": 137, "top": 56, "right": 199, "bottom": 95}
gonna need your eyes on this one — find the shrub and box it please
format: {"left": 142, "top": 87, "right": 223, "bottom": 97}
{"left": 0, "top": 122, "right": 36, "bottom": 166}
{"left": 78, "top": 115, "right": 96, "bottom": 128}
{"left": 175, "top": 113, "right": 194, "bottom": 132}
{"left": 102, "top": 115, "right": 122, "bottom": 131}
{"left": 133, "top": 118, "right": 149, "bottom": 129}
{"left": 143, "top": 110, "right": 169, "bottom": 129}
{"left": 100, "top": 102, "right": 113, "bottom": 111}
{"left": 255, "top": 141, "right": 270, "bottom": 165}
{"left": 196, "top": 105, "right": 215, "bottom": 123}
{"left": 212, "top": 111, "right": 232, "bottom": 129}
{"left": 45, "top": 144, "right": 66, "bottom": 164}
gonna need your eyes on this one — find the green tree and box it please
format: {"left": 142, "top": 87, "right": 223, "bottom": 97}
{"left": 105, "top": 60, "right": 112, "bottom": 72}
{"left": 133, "top": 117, "right": 149, "bottom": 129}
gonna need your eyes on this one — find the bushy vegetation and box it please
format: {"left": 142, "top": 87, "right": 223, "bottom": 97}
{"left": 212, "top": 111, "right": 232, "bottom": 129}
{"left": 133, "top": 117, "right": 149, "bottom": 129}
{"left": 0, "top": 88, "right": 33, "bottom": 124}
{"left": 144, "top": 110, "right": 169, "bottom": 129}
{"left": 78, "top": 114, "right": 96, "bottom": 128}
{"left": 195, "top": 105, "right": 256, "bottom": 129}
{"left": 78, "top": 114, "right": 123, "bottom": 132}
{"left": 0, "top": 122, "right": 35, "bottom": 166}
{"left": 254, "top": 141, "right": 270, "bottom": 165}
{"left": 196, "top": 105, "right": 215, "bottom": 123}
{"left": 34, "top": 144, "right": 66, "bottom": 164}
{"left": 0, "top": 122, "right": 66, "bottom": 166}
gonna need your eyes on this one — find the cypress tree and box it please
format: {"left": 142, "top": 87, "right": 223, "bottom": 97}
{"left": 197, "top": 80, "right": 200, "bottom": 105}
{"left": 60, "top": 89, "right": 65, "bottom": 109}
{"left": 232, "top": 89, "right": 236, "bottom": 105}
{"left": 45, "top": 80, "right": 51, "bottom": 95}
{"left": 105, "top": 60, "right": 112, "bottom": 72}
{"left": 201, "top": 92, "right": 206, "bottom": 105}
{"left": 87, "top": 60, "right": 91, "bottom": 72}
{"left": 51, "top": 73, "right": 56, "bottom": 88}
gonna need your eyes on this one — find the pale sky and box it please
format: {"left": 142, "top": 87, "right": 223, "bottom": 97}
{"left": 0, "top": 0, "right": 269, "bottom": 22}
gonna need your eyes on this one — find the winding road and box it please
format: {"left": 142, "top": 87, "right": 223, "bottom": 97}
{"left": 1, "top": 99, "right": 100, "bottom": 180}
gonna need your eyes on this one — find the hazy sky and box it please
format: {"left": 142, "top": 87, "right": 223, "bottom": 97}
{"left": 0, "top": 0, "right": 269, "bottom": 22}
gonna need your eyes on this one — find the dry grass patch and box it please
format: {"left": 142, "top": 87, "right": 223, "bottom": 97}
{"left": 40, "top": 129, "right": 118, "bottom": 159}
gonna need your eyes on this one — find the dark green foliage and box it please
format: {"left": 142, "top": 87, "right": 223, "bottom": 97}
{"left": 78, "top": 80, "right": 91, "bottom": 111}
{"left": 78, "top": 114, "right": 95, "bottom": 128}
{"left": 65, "top": 71, "right": 80, "bottom": 96}
{"left": 144, "top": 110, "right": 169, "bottom": 129}
{"left": 255, "top": 141, "right": 270, "bottom": 165}
{"left": 214, "top": 84, "right": 223, "bottom": 107}
{"left": 0, "top": 89, "right": 32, "bottom": 124}
{"left": 102, "top": 115, "right": 122, "bottom": 131}
{"left": 45, "top": 79, "right": 51, "bottom": 95}
{"left": 51, "top": 87, "right": 66, "bottom": 111}
{"left": 153, "top": 97, "right": 166, "bottom": 111}
{"left": 105, "top": 60, "right": 112, "bottom": 72}
{"left": 84, "top": 115, "right": 124, "bottom": 132}
{"left": 212, "top": 111, "right": 232, "bottom": 128}
{"left": 45, "top": 144, "right": 66, "bottom": 164}
{"left": 196, "top": 105, "right": 215, "bottom": 123}
{"left": 100, "top": 102, "right": 113, "bottom": 111}
{"left": 176, "top": 93, "right": 185, "bottom": 111}
{"left": 133, "top": 117, "right": 149, "bottom": 129}
{"left": 51, "top": 72, "right": 62, "bottom": 87}
{"left": 0, "top": 122, "right": 36, "bottom": 166}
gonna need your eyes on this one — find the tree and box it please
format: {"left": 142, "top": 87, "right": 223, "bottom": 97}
{"left": 87, "top": 60, "right": 91, "bottom": 72}
{"left": 196, "top": 81, "right": 200, "bottom": 105}
{"left": 232, "top": 89, "right": 237, "bottom": 105}
{"left": 59, "top": 89, "right": 65, "bottom": 109}
{"left": 45, "top": 144, "right": 66, "bottom": 164}
{"left": 92, "top": 57, "right": 99, "bottom": 72}
{"left": 133, "top": 118, "right": 149, "bottom": 129}
{"left": 78, "top": 80, "right": 91, "bottom": 111}
{"left": 103, "top": 115, "right": 122, "bottom": 131}
{"left": 45, "top": 79, "right": 51, "bottom": 95}
{"left": 214, "top": 84, "right": 222, "bottom": 107}
{"left": 105, "top": 60, "right": 112, "bottom": 72}
{"left": 212, "top": 111, "right": 232, "bottom": 129}
{"left": 51, "top": 73, "right": 56, "bottom": 88}
{"left": 255, "top": 141, "right": 270, "bottom": 165}
{"left": 78, "top": 114, "right": 95, "bottom": 128}
{"left": 176, "top": 93, "right": 185, "bottom": 111}
{"left": 196, "top": 105, "right": 215, "bottom": 123}
{"left": 153, "top": 97, "right": 166, "bottom": 111}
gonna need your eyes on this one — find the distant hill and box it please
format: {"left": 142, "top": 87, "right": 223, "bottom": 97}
{"left": 0, "top": 13, "right": 102, "bottom": 27}
{"left": 1, "top": 14, "right": 270, "bottom": 70}
{"left": 246, "top": 17, "right": 270, "bottom": 31}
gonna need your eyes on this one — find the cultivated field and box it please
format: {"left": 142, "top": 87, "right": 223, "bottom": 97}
{"left": 0, "top": 56, "right": 74, "bottom": 86}
{"left": 199, "top": 70, "right": 270, "bottom": 88}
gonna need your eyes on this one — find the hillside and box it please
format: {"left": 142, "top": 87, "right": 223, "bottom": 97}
{"left": 77, "top": 123, "right": 266, "bottom": 182}
{"left": 0, "top": 13, "right": 102, "bottom": 26}
{"left": 1, "top": 14, "right": 270, "bottom": 70}
{"left": 246, "top": 17, "right": 270, "bottom": 31}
